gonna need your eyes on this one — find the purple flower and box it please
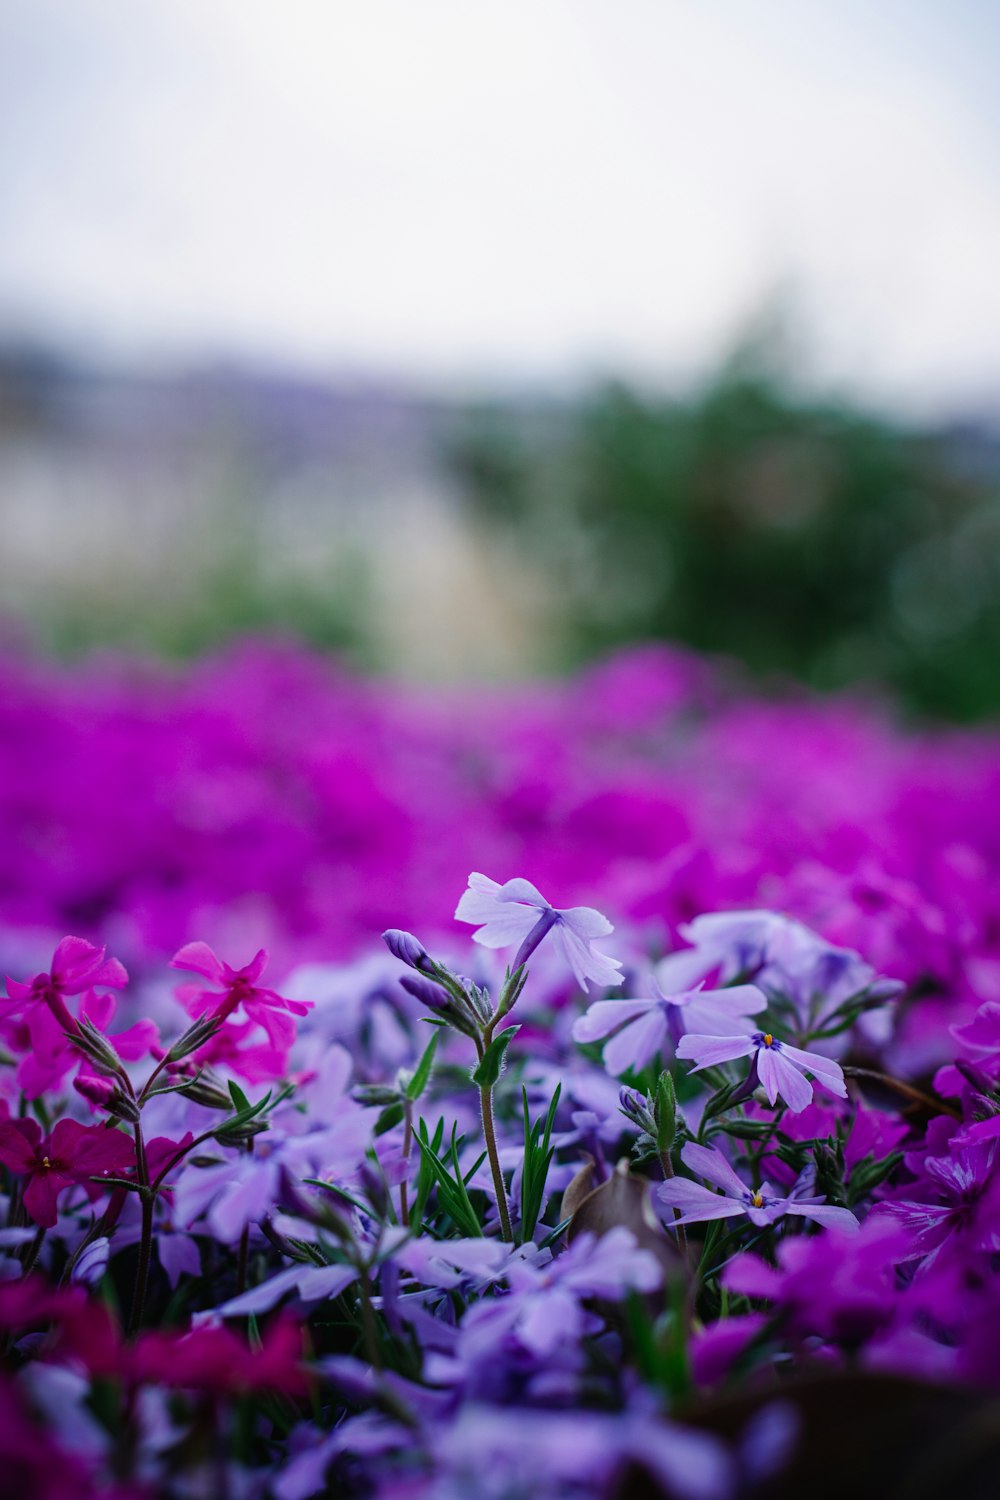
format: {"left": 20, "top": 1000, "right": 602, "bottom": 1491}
{"left": 676, "top": 1029, "right": 847, "bottom": 1112}
{"left": 573, "top": 981, "right": 766, "bottom": 1075}
{"left": 458, "top": 1228, "right": 660, "bottom": 1363}
{"left": 723, "top": 1217, "right": 909, "bottom": 1345}
{"left": 455, "top": 873, "right": 623, "bottom": 992}
{"left": 877, "top": 1137, "right": 1000, "bottom": 1267}
{"left": 657, "top": 1142, "right": 859, "bottom": 1232}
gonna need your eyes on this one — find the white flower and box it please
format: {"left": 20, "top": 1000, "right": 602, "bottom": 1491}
{"left": 455, "top": 873, "right": 623, "bottom": 993}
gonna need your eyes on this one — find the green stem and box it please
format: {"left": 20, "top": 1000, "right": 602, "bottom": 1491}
{"left": 400, "top": 1100, "right": 413, "bottom": 1228}
{"left": 358, "top": 1272, "right": 382, "bottom": 1370}
{"left": 659, "top": 1148, "right": 687, "bottom": 1256}
{"left": 480, "top": 1082, "right": 512, "bottom": 1242}
{"left": 128, "top": 1192, "right": 154, "bottom": 1335}
{"left": 20, "top": 1224, "right": 45, "bottom": 1276}
{"left": 128, "top": 1120, "right": 153, "bottom": 1335}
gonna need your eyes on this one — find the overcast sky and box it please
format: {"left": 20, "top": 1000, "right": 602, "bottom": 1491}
{"left": 1, "top": 0, "right": 998, "bottom": 413}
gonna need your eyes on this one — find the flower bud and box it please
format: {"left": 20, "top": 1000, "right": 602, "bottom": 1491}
{"left": 71, "top": 1018, "right": 123, "bottom": 1074}
{"left": 167, "top": 1013, "right": 223, "bottom": 1062}
{"left": 399, "top": 974, "right": 480, "bottom": 1040}
{"left": 382, "top": 929, "right": 434, "bottom": 974}
{"left": 73, "top": 1074, "right": 141, "bottom": 1124}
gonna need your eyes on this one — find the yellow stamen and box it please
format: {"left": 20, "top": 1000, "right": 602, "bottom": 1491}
{"left": 41, "top": 1156, "right": 51, "bottom": 1169}
{"left": 763, "top": 1033, "right": 773, "bottom": 1047}
{"left": 751, "top": 1191, "right": 764, "bottom": 1208}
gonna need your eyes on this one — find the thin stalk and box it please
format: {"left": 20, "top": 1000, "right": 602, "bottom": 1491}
{"left": 235, "top": 1136, "right": 255, "bottom": 1295}
{"left": 128, "top": 1192, "right": 154, "bottom": 1336}
{"left": 400, "top": 1100, "right": 413, "bottom": 1228}
{"left": 659, "top": 1148, "right": 687, "bottom": 1256}
{"left": 20, "top": 1224, "right": 45, "bottom": 1276}
{"left": 358, "top": 1272, "right": 382, "bottom": 1370}
{"left": 479, "top": 1082, "right": 512, "bottom": 1242}
{"left": 844, "top": 1066, "right": 962, "bottom": 1120}
{"left": 128, "top": 1121, "right": 153, "bottom": 1335}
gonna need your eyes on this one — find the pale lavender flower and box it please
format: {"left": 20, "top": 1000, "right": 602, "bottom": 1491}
{"left": 212, "top": 1260, "right": 361, "bottom": 1319}
{"left": 657, "top": 1142, "right": 859, "bottom": 1232}
{"left": 573, "top": 981, "right": 766, "bottom": 1075}
{"left": 658, "top": 910, "right": 901, "bottom": 1038}
{"left": 458, "top": 1228, "right": 660, "bottom": 1363}
{"left": 455, "top": 873, "right": 623, "bottom": 992}
{"left": 676, "top": 1028, "right": 847, "bottom": 1112}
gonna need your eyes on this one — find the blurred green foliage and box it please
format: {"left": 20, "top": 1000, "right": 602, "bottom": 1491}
{"left": 448, "top": 361, "right": 1000, "bottom": 720}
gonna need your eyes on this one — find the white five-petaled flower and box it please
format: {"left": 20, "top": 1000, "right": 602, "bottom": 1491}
{"left": 675, "top": 1028, "right": 847, "bottom": 1113}
{"left": 455, "top": 873, "right": 623, "bottom": 993}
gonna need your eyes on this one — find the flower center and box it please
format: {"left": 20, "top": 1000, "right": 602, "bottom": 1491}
{"left": 751, "top": 1190, "right": 764, "bottom": 1208}
{"left": 41, "top": 1156, "right": 51, "bottom": 1169}
{"left": 762, "top": 1033, "right": 774, "bottom": 1047}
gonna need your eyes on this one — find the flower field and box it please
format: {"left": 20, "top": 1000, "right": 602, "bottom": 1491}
{"left": 3, "top": 639, "right": 1000, "bottom": 1498}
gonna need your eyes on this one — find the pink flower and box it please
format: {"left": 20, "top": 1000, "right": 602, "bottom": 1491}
{"left": 171, "top": 942, "right": 312, "bottom": 1050}
{"left": 2, "top": 936, "right": 128, "bottom": 1062}
{"left": 0, "top": 1117, "right": 135, "bottom": 1227}
{"left": 131, "top": 1319, "right": 307, "bottom": 1395}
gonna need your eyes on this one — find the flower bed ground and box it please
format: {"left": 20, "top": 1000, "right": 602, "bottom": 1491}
{"left": 2, "top": 641, "right": 1000, "bottom": 1498}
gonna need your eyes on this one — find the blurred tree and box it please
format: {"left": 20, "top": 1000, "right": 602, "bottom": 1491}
{"left": 448, "top": 354, "right": 1000, "bottom": 720}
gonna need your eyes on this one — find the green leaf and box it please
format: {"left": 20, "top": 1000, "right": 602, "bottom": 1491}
{"left": 374, "top": 1102, "right": 405, "bottom": 1136}
{"left": 413, "top": 1120, "right": 483, "bottom": 1237}
{"left": 405, "top": 1030, "right": 440, "bottom": 1101}
{"left": 655, "top": 1071, "right": 677, "bottom": 1155}
{"left": 495, "top": 963, "right": 527, "bottom": 1020}
{"left": 471, "top": 1026, "right": 520, "bottom": 1089}
{"left": 518, "top": 1083, "right": 561, "bottom": 1243}
{"left": 228, "top": 1080, "right": 251, "bottom": 1114}
{"left": 848, "top": 1150, "right": 903, "bottom": 1205}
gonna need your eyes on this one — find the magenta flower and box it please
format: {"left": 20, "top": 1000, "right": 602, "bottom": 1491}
{"left": 723, "top": 1217, "right": 909, "bottom": 1345}
{"left": 455, "top": 873, "right": 623, "bottom": 992}
{"left": 2, "top": 936, "right": 128, "bottom": 1056}
{"left": 0, "top": 1116, "right": 135, "bottom": 1227}
{"left": 171, "top": 942, "right": 312, "bottom": 1050}
{"left": 877, "top": 1137, "right": 1000, "bottom": 1267}
{"left": 13, "top": 990, "right": 157, "bottom": 1101}
{"left": 131, "top": 1319, "right": 307, "bottom": 1396}
{"left": 676, "top": 1029, "right": 847, "bottom": 1112}
{"left": 657, "top": 1142, "right": 859, "bottom": 1232}
{"left": 573, "top": 982, "right": 766, "bottom": 1075}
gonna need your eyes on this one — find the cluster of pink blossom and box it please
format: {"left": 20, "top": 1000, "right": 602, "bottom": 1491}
{"left": 0, "top": 642, "right": 999, "bottom": 1497}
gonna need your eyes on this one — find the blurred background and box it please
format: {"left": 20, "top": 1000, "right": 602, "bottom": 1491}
{"left": 2, "top": 0, "right": 999, "bottom": 717}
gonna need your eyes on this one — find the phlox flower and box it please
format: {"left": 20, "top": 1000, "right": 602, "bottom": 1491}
{"left": 130, "top": 1319, "right": 308, "bottom": 1396}
{"left": 0, "top": 1116, "right": 135, "bottom": 1227}
{"left": 676, "top": 1028, "right": 847, "bottom": 1113}
{"left": 573, "top": 981, "right": 766, "bottom": 1075}
{"left": 455, "top": 873, "right": 623, "bottom": 992}
{"left": 0, "top": 937, "right": 145, "bottom": 1095}
{"left": 657, "top": 1142, "right": 859, "bottom": 1232}
{"left": 171, "top": 942, "right": 312, "bottom": 1050}
{"left": 722, "top": 1217, "right": 910, "bottom": 1346}
{"left": 877, "top": 1136, "right": 1000, "bottom": 1267}
{"left": 657, "top": 910, "right": 901, "bottom": 1038}
{"left": 457, "top": 1227, "right": 660, "bottom": 1362}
